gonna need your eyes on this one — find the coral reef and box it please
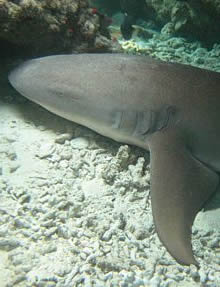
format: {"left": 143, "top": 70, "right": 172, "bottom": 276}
{"left": 152, "top": 0, "right": 220, "bottom": 44}
{"left": 120, "top": 35, "right": 220, "bottom": 72}
{"left": 90, "top": 0, "right": 220, "bottom": 45}
{"left": 0, "top": 0, "right": 113, "bottom": 57}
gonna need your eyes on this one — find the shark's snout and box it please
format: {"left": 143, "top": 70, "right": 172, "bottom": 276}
{"left": 9, "top": 59, "right": 44, "bottom": 103}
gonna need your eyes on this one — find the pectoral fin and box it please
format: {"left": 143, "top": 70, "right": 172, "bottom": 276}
{"left": 149, "top": 131, "right": 219, "bottom": 265}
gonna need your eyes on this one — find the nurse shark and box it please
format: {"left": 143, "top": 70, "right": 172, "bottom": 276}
{"left": 9, "top": 53, "right": 220, "bottom": 266}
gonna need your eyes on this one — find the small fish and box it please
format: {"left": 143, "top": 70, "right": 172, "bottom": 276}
{"left": 120, "top": 0, "right": 146, "bottom": 39}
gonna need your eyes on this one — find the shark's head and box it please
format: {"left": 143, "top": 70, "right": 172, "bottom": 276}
{"left": 9, "top": 55, "right": 123, "bottom": 138}
{"left": 9, "top": 57, "right": 91, "bottom": 117}
{"left": 8, "top": 54, "right": 161, "bottom": 148}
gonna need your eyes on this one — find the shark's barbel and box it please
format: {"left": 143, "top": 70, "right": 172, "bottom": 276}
{"left": 9, "top": 53, "right": 220, "bottom": 266}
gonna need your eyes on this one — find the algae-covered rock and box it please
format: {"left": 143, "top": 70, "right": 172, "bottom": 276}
{"left": 0, "top": 0, "right": 113, "bottom": 56}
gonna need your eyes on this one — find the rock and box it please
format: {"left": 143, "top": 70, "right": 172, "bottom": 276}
{"left": 0, "top": 0, "right": 113, "bottom": 57}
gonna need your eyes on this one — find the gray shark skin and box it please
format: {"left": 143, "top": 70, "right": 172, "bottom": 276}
{"left": 9, "top": 53, "right": 220, "bottom": 266}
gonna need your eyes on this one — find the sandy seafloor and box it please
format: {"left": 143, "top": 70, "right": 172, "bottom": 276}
{"left": 1, "top": 35, "right": 220, "bottom": 287}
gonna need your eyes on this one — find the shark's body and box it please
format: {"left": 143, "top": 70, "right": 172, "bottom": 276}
{"left": 9, "top": 53, "right": 220, "bottom": 266}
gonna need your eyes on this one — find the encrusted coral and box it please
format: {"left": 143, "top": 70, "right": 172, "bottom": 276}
{"left": 0, "top": 0, "right": 113, "bottom": 55}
